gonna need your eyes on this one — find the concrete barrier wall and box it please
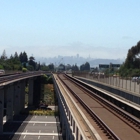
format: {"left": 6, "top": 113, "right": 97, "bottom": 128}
{"left": 77, "top": 77, "right": 140, "bottom": 105}
{"left": 53, "top": 75, "right": 99, "bottom": 140}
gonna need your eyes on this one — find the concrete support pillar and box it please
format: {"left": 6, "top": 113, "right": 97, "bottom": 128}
{"left": 33, "top": 77, "right": 41, "bottom": 107}
{"left": 66, "top": 127, "right": 69, "bottom": 140}
{"left": 62, "top": 119, "right": 66, "bottom": 139}
{"left": 20, "top": 81, "right": 26, "bottom": 110}
{"left": 6, "top": 85, "right": 14, "bottom": 122}
{"left": 28, "top": 79, "right": 34, "bottom": 106}
{"left": 14, "top": 83, "right": 21, "bottom": 115}
{"left": 0, "top": 88, "right": 4, "bottom": 134}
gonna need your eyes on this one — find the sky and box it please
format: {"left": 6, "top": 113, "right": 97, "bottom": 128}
{"left": 0, "top": 0, "right": 140, "bottom": 60}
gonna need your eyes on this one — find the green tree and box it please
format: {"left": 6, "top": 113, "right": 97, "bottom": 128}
{"left": 1, "top": 50, "right": 7, "bottom": 60}
{"left": 28, "top": 56, "right": 36, "bottom": 70}
{"left": 124, "top": 41, "right": 140, "bottom": 69}
{"left": 23, "top": 51, "right": 28, "bottom": 63}
{"left": 40, "top": 63, "right": 49, "bottom": 71}
{"left": 72, "top": 64, "right": 79, "bottom": 71}
{"left": 84, "top": 62, "right": 90, "bottom": 71}
{"left": 48, "top": 63, "right": 54, "bottom": 71}
{"left": 80, "top": 62, "right": 90, "bottom": 71}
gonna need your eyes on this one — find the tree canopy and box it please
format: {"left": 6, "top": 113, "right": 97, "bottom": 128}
{"left": 119, "top": 41, "right": 140, "bottom": 76}
{"left": 0, "top": 50, "right": 54, "bottom": 72}
{"left": 80, "top": 62, "right": 90, "bottom": 71}
{"left": 124, "top": 41, "right": 140, "bottom": 69}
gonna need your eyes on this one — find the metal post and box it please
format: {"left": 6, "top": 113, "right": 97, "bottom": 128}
{"left": 0, "top": 88, "right": 4, "bottom": 134}
{"left": 122, "top": 79, "right": 123, "bottom": 88}
{"left": 119, "top": 77, "right": 120, "bottom": 88}
{"left": 139, "top": 84, "right": 140, "bottom": 95}
{"left": 113, "top": 76, "right": 114, "bottom": 86}
{"left": 130, "top": 78, "right": 131, "bottom": 91}
{"left": 134, "top": 80, "right": 136, "bottom": 92}
{"left": 116, "top": 76, "right": 117, "bottom": 87}
{"left": 126, "top": 77, "right": 127, "bottom": 90}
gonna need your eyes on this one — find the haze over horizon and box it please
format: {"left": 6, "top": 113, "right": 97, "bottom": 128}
{"left": 0, "top": 1, "right": 140, "bottom": 60}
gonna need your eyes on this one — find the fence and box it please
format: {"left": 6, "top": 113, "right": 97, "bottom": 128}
{"left": 73, "top": 72, "right": 140, "bottom": 95}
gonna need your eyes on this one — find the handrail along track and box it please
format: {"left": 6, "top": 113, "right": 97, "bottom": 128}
{"left": 58, "top": 74, "right": 140, "bottom": 139}
{"left": 58, "top": 74, "right": 121, "bottom": 140}
{"left": 64, "top": 74, "right": 140, "bottom": 133}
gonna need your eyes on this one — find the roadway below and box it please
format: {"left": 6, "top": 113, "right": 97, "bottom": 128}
{"left": 1, "top": 115, "right": 62, "bottom": 140}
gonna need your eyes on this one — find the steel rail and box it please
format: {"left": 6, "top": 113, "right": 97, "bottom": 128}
{"left": 65, "top": 74, "right": 140, "bottom": 133}
{"left": 0, "top": 71, "right": 46, "bottom": 84}
{"left": 58, "top": 74, "right": 121, "bottom": 140}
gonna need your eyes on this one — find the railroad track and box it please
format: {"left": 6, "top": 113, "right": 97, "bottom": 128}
{"left": 0, "top": 71, "right": 46, "bottom": 84}
{"left": 57, "top": 74, "right": 140, "bottom": 140}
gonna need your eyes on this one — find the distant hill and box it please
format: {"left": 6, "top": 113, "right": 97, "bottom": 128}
{"left": 36, "top": 56, "right": 124, "bottom": 68}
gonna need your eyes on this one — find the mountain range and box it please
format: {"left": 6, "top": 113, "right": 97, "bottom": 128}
{"left": 36, "top": 55, "right": 124, "bottom": 68}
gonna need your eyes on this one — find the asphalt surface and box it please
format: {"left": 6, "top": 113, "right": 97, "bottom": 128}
{"left": 1, "top": 115, "right": 62, "bottom": 140}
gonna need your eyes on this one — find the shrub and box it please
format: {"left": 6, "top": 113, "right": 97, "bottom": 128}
{"left": 22, "top": 67, "right": 28, "bottom": 72}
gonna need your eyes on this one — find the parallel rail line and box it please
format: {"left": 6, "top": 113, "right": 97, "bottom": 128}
{"left": 58, "top": 74, "right": 140, "bottom": 140}
{"left": 0, "top": 72, "right": 46, "bottom": 85}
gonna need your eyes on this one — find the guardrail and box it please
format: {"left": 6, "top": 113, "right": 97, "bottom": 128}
{"left": 60, "top": 76, "right": 120, "bottom": 140}
{"left": 73, "top": 72, "right": 140, "bottom": 95}
{"left": 53, "top": 74, "right": 101, "bottom": 140}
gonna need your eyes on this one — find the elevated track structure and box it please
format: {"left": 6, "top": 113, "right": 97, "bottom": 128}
{"left": 55, "top": 74, "right": 139, "bottom": 140}
{"left": 0, "top": 72, "right": 139, "bottom": 140}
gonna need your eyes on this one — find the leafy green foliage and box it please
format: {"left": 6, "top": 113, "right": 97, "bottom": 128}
{"left": 41, "top": 74, "right": 48, "bottom": 84}
{"left": 0, "top": 50, "right": 55, "bottom": 72}
{"left": 124, "top": 41, "right": 140, "bottom": 69}
{"left": 21, "top": 109, "right": 58, "bottom": 116}
{"left": 47, "top": 76, "right": 53, "bottom": 84}
{"left": 26, "top": 65, "right": 34, "bottom": 71}
{"left": 41, "top": 75, "right": 53, "bottom": 84}
{"left": 48, "top": 63, "right": 54, "bottom": 71}
{"left": 22, "top": 67, "right": 28, "bottom": 72}
{"left": 119, "top": 41, "right": 140, "bottom": 77}
{"left": 71, "top": 64, "right": 79, "bottom": 71}
{"left": 40, "top": 65, "right": 49, "bottom": 71}
{"left": 80, "top": 62, "right": 90, "bottom": 71}
{"left": 0, "top": 65, "right": 4, "bottom": 69}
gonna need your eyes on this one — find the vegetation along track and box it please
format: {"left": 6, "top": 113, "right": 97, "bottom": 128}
{"left": 57, "top": 74, "right": 140, "bottom": 140}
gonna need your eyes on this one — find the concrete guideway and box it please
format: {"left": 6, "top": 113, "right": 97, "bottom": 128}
{"left": 73, "top": 76, "right": 140, "bottom": 118}
{"left": 58, "top": 74, "right": 140, "bottom": 140}
{"left": 75, "top": 76, "right": 140, "bottom": 106}
{"left": 77, "top": 77, "right": 140, "bottom": 110}
{"left": 54, "top": 74, "right": 102, "bottom": 140}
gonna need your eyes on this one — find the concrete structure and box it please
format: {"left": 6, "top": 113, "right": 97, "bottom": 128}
{"left": 74, "top": 76, "right": 140, "bottom": 118}
{"left": 53, "top": 75, "right": 101, "bottom": 140}
{"left": 0, "top": 75, "right": 42, "bottom": 134}
{"left": 0, "top": 88, "right": 4, "bottom": 133}
{"left": 1, "top": 72, "right": 138, "bottom": 139}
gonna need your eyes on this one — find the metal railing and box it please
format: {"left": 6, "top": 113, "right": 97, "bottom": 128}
{"left": 73, "top": 72, "right": 140, "bottom": 95}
